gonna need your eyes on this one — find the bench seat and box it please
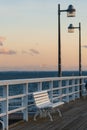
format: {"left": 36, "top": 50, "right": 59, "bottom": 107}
{"left": 37, "top": 102, "right": 64, "bottom": 109}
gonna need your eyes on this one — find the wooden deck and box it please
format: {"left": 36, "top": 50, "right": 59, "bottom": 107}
{"left": 10, "top": 97, "right": 87, "bottom": 130}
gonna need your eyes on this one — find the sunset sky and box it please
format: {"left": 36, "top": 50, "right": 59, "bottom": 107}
{"left": 0, "top": 0, "right": 87, "bottom": 71}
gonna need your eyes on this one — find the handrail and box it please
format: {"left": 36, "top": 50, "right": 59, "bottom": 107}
{"left": 0, "top": 76, "right": 87, "bottom": 85}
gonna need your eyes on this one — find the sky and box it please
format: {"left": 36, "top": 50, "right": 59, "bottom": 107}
{"left": 0, "top": 0, "right": 87, "bottom": 71}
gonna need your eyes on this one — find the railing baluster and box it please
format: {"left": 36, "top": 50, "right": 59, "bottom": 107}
{"left": 2, "top": 85, "right": 8, "bottom": 130}
{"left": 22, "top": 83, "right": 28, "bottom": 121}
{"left": 72, "top": 79, "right": 75, "bottom": 101}
{"left": 49, "top": 81, "right": 53, "bottom": 103}
{"left": 66, "top": 80, "right": 69, "bottom": 103}
{"left": 58, "top": 80, "right": 62, "bottom": 102}
{"left": 37, "top": 82, "right": 42, "bottom": 92}
{"left": 77, "top": 79, "right": 80, "bottom": 98}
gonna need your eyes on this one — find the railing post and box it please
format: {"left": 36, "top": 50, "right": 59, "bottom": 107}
{"left": 81, "top": 78, "right": 85, "bottom": 96}
{"left": 37, "top": 82, "right": 42, "bottom": 92}
{"left": 22, "top": 83, "right": 28, "bottom": 121}
{"left": 77, "top": 79, "right": 80, "bottom": 98}
{"left": 72, "top": 79, "right": 75, "bottom": 101}
{"left": 58, "top": 80, "right": 62, "bottom": 102}
{"left": 2, "top": 85, "right": 8, "bottom": 130}
{"left": 66, "top": 80, "right": 69, "bottom": 103}
{"left": 80, "top": 78, "right": 82, "bottom": 97}
{"left": 49, "top": 81, "right": 53, "bottom": 103}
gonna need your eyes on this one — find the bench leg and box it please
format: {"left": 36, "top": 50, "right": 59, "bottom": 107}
{"left": 34, "top": 110, "right": 40, "bottom": 121}
{"left": 57, "top": 108, "right": 62, "bottom": 117}
{"left": 47, "top": 111, "right": 53, "bottom": 121}
{"left": 34, "top": 109, "right": 53, "bottom": 121}
{"left": 34, "top": 109, "right": 46, "bottom": 120}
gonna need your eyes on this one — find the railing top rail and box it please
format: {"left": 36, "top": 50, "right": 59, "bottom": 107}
{"left": 0, "top": 76, "right": 87, "bottom": 85}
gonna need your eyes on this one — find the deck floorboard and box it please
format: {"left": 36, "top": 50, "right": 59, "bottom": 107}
{"left": 10, "top": 97, "right": 87, "bottom": 130}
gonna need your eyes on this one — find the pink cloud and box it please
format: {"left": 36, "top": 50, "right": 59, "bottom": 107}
{"left": 0, "top": 36, "right": 6, "bottom": 41}
{"left": 0, "top": 48, "right": 17, "bottom": 55}
{"left": 21, "top": 49, "right": 40, "bottom": 56}
{"left": 29, "top": 49, "right": 39, "bottom": 55}
{"left": 0, "top": 36, "right": 6, "bottom": 42}
{"left": 82, "top": 45, "right": 87, "bottom": 48}
{"left": 0, "top": 36, "right": 6, "bottom": 46}
{"left": 22, "top": 50, "right": 29, "bottom": 54}
{"left": 0, "top": 41, "right": 3, "bottom": 46}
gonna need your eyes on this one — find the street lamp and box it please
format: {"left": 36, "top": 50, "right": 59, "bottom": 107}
{"left": 68, "top": 22, "right": 82, "bottom": 96}
{"left": 68, "top": 23, "right": 82, "bottom": 76}
{"left": 58, "top": 4, "right": 76, "bottom": 77}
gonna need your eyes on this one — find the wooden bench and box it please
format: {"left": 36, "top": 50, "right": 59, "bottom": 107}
{"left": 33, "top": 90, "right": 64, "bottom": 121}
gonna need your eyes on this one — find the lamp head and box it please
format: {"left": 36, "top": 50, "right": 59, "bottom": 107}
{"left": 68, "top": 24, "right": 74, "bottom": 33}
{"left": 67, "top": 5, "right": 76, "bottom": 17}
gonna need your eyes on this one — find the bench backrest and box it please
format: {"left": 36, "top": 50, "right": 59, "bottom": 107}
{"left": 33, "top": 91, "right": 50, "bottom": 106}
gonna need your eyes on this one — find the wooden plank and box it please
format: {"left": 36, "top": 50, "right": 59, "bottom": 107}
{"left": 10, "top": 98, "right": 87, "bottom": 130}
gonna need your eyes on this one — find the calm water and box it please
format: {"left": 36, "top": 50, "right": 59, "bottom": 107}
{"left": 0, "top": 71, "right": 87, "bottom": 80}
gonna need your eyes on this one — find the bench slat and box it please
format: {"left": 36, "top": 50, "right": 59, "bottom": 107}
{"left": 35, "top": 98, "right": 49, "bottom": 102}
{"left": 34, "top": 96, "right": 49, "bottom": 101}
{"left": 33, "top": 93, "right": 48, "bottom": 98}
{"left": 34, "top": 94, "right": 49, "bottom": 99}
{"left": 35, "top": 100, "right": 50, "bottom": 105}
{"left": 33, "top": 91, "right": 64, "bottom": 109}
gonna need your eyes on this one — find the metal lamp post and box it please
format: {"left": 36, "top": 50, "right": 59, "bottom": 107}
{"left": 58, "top": 4, "right": 76, "bottom": 77}
{"left": 68, "top": 23, "right": 82, "bottom": 96}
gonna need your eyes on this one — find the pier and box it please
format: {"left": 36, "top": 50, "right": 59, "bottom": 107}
{"left": 0, "top": 76, "right": 87, "bottom": 130}
{"left": 10, "top": 98, "right": 87, "bottom": 130}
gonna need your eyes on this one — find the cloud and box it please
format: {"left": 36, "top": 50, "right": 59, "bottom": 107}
{"left": 0, "top": 48, "right": 17, "bottom": 55}
{"left": 22, "top": 50, "right": 28, "bottom": 54}
{"left": 0, "top": 36, "right": 6, "bottom": 46}
{"left": 0, "top": 41, "right": 3, "bottom": 46}
{"left": 21, "top": 50, "right": 33, "bottom": 56}
{"left": 35, "top": 42, "right": 39, "bottom": 46}
{"left": 29, "top": 49, "right": 39, "bottom": 55}
{"left": 82, "top": 45, "right": 87, "bottom": 48}
{"left": 0, "top": 36, "right": 6, "bottom": 41}
{"left": 21, "top": 49, "right": 40, "bottom": 56}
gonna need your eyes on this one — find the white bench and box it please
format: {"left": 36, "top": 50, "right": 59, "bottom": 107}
{"left": 33, "top": 90, "right": 64, "bottom": 121}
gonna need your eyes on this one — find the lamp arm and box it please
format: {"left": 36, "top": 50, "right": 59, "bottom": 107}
{"left": 60, "top": 9, "right": 67, "bottom": 12}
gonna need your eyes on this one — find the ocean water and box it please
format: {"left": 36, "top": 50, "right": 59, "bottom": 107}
{"left": 0, "top": 71, "right": 87, "bottom": 80}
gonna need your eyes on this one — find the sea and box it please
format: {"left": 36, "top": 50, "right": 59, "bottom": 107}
{"left": 0, "top": 70, "right": 87, "bottom": 80}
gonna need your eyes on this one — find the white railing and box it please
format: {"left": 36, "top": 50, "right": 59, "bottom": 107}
{"left": 0, "top": 76, "right": 87, "bottom": 130}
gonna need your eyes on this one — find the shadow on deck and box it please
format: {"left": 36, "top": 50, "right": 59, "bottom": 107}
{"left": 10, "top": 97, "right": 87, "bottom": 130}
